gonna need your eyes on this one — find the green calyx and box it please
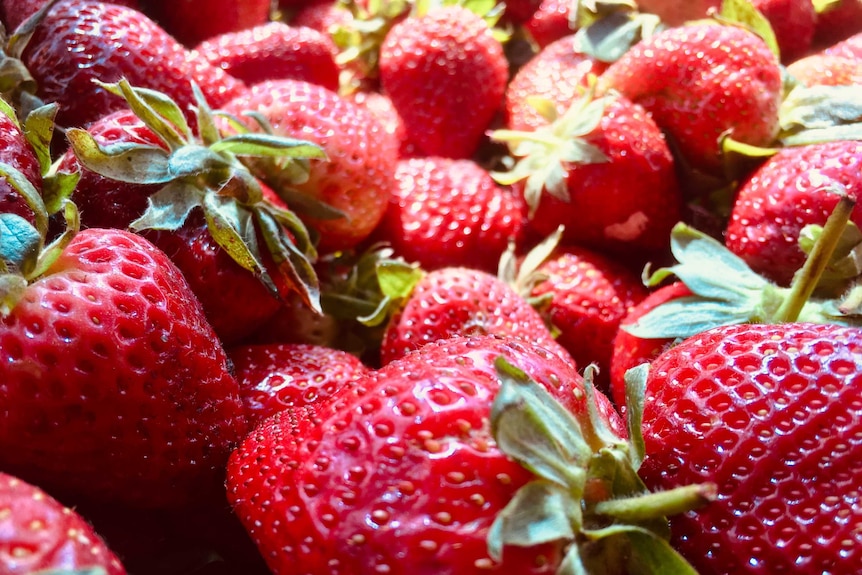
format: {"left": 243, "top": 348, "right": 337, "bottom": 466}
{"left": 572, "top": 0, "right": 665, "bottom": 63}
{"left": 489, "top": 358, "right": 713, "bottom": 574}
{"left": 491, "top": 89, "right": 610, "bottom": 218}
{"left": 711, "top": 0, "right": 780, "bottom": 59}
{"left": 776, "top": 83, "right": 862, "bottom": 147}
{"left": 65, "top": 78, "right": 327, "bottom": 312}
{"left": 623, "top": 193, "right": 862, "bottom": 340}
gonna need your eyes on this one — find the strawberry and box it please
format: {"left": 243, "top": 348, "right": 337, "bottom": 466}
{"left": 141, "top": 0, "right": 272, "bottom": 46}
{"left": 725, "top": 140, "right": 862, "bottom": 286}
{"left": 599, "top": 22, "right": 783, "bottom": 176}
{"left": 503, "top": 34, "right": 608, "bottom": 132}
{"left": 226, "top": 334, "right": 660, "bottom": 575}
{"left": 375, "top": 156, "right": 528, "bottom": 273}
{"left": 221, "top": 79, "right": 399, "bottom": 253}
{"left": 1, "top": 0, "right": 138, "bottom": 31}
{"left": 813, "top": 0, "right": 862, "bottom": 49}
{"left": 751, "top": 0, "right": 817, "bottom": 63}
{"left": 288, "top": 0, "right": 353, "bottom": 34}
{"left": 227, "top": 342, "right": 370, "bottom": 426}
{"left": 824, "top": 28, "right": 862, "bottom": 58}
{"left": 638, "top": 322, "right": 862, "bottom": 574}
{"left": 492, "top": 91, "right": 682, "bottom": 259}
{"left": 60, "top": 80, "right": 323, "bottom": 345}
{"left": 786, "top": 52, "right": 862, "bottom": 86}
{"left": 346, "top": 89, "right": 414, "bottom": 156}
{"left": 13, "top": 0, "right": 245, "bottom": 130}
{"left": 523, "top": 0, "right": 576, "bottom": 48}
{"left": 190, "top": 22, "right": 340, "bottom": 91}
{"left": 378, "top": 266, "right": 573, "bottom": 365}
{"left": 0, "top": 100, "right": 41, "bottom": 225}
{"left": 0, "top": 472, "right": 126, "bottom": 574}
{"left": 379, "top": 4, "right": 509, "bottom": 158}
{"left": 0, "top": 214, "right": 247, "bottom": 507}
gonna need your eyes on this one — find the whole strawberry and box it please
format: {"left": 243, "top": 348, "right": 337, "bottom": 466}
{"left": 191, "top": 22, "right": 340, "bottom": 91}
{"left": 0, "top": 472, "right": 126, "bottom": 574}
{"left": 376, "top": 156, "right": 528, "bottom": 273}
{"left": 639, "top": 322, "right": 862, "bottom": 574}
{"left": 523, "top": 0, "right": 576, "bottom": 48}
{"left": 379, "top": 4, "right": 509, "bottom": 158}
{"left": 599, "top": 22, "right": 783, "bottom": 176}
{"left": 142, "top": 0, "right": 271, "bottom": 46}
{"left": 1, "top": 0, "right": 138, "bottom": 31}
{"left": 221, "top": 79, "right": 399, "bottom": 253}
{"left": 725, "top": 140, "right": 862, "bottom": 286}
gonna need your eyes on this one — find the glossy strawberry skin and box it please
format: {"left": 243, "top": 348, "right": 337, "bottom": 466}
{"left": 0, "top": 473, "right": 127, "bottom": 575}
{"left": 58, "top": 109, "right": 289, "bottom": 345}
{"left": 725, "top": 140, "right": 862, "bottom": 286}
{"left": 0, "top": 108, "right": 41, "bottom": 225}
{"left": 523, "top": 95, "right": 683, "bottom": 258}
{"left": 227, "top": 342, "right": 370, "bottom": 426}
{"left": 504, "top": 35, "right": 608, "bottom": 132}
{"left": 191, "top": 22, "right": 340, "bottom": 91}
{"left": 142, "top": 0, "right": 271, "bottom": 46}
{"left": 528, "top": 246, "right": 648, "bottom": 394}
{"left": 377, "top": 157, "right": 528, "bottom": 273}
{"left": 0, "top": 229, "right": 247, "bottom": 508}
{"left": 600, "top": 24, "right": 782, "bottom": 176}
{"left": 523, "top": 0, "right": 574, "bottom": 48}
{"left": 786, "top": 53, "right": 862, "bottom": 87}
{"left": 227, "top": 335, "right": 625, "bottom": 575}
{"left": 379, "top": 5, "right": 509, "bottom": 159}
{"left": 380, "top": 267, "right": 572, "bottom": 366}
{"left": 222, "top": 79, "right": 398, "bottom": 253}
{"left": 640, "top": 322, "right": 862, "bottom": 574}
{"left": 752, "top": 0, "right": 816, "bottom": 63}
{"left": 22, "top": 0, "right": 244, "bottom": 130}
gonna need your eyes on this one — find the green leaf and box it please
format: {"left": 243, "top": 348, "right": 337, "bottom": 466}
{"left": 97, "top": 78, "right": 191, "bottom": 146}
{"left": 0, "top": 213, "right": 41, "bottom": 273}
{"left": 622, "top": 296, "right": 752, "bottom": 339}
{"left": 190, "top": 81, "right": 220, "bottom": 147}
{"left": 780, "top": 85, "right": 862, "bottom": 132}
{"left": 623, "top": 364, "right": 649, "bottom": 469}
{"left": 626, "top": 528, "right": 702, "bottom": 575}
{"left": 32, "top": 200, "right": 79, "bottom": 280}
{"left": 129, "top": 181, "right": 203, "bottom": 232}
{"left": 556, "top": 544, "right": 591, "bottom": 575}
{"left": 491, "top": 357, "right": 591, "bottom": 489}
{"left": 23, "top": 103, "right": 58, "bottom": 175}
{"left": 167, "top": 145, "right": 233, "bottom": 179}
{"left": 718, "top": 0, "right": 780, "bottom": 58}
{"left": 42, "top": 169, "right": 80, "bottom": 216}
{"left": 0, "top": 96, "right": 21, "bottom": 128}
{"left": 780, "top": 123, "right": 862, "bottom": 146}
{"left": 0, "top": 273, "right": 28, "bottom": 315}
{"left": 210, "top": 133, "right": 327, "bottom": 160}
{"left": 487, "top": 480, "right": 579, "bottom": 562}
{"left": 66, "top": 128, "right": 174, "bottom": 184}
{"left": 574, "top": 11, "right": 651, "bottom": 63}
{"left": 0, "top": 161, "right": 47, "bottom": 235}
{"left": 376, "top": 260, "right": 423, "bottom": 300}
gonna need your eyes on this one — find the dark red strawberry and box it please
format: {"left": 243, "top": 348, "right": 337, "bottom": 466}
{"left": 141, "top": 0, "right": 271, "bottom": 46}
{"left": 376, "top": 156, "right": 528, "bottom": 273}
{"left": 191, "top": 22, "right": 340, "bottom": 91}
{"left": 752, "top": 0, "right": 817, "bottom": 63}
{"left": 639, "top": 322, "right": 862, "bottom": 574}
{"left": 523, "top": 0, "right": 576, "bottom": 48}
{"left": 0, "top": 472, "right": 127, "bottom": 574}
{"left": 221, "top": 79, "right": 399, "bottom": 253}
{"left": 813, "top": 0, "right": 862, "bottom": 49}
{"left": 599, "top": 22, "right": 783, "bottom": 176}
{"left": 379, "top": 4, "right": 509, "bottom": 158}
{"left": 725, "top": 140, "right": 862, "bottom": 286}
{"left": 228, "top": 342, "right": 370, "bottom": 426}
{"left": 226, "top": 334, "right": 654, "bottom": 575}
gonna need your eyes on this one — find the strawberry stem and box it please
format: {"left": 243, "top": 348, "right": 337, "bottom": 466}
{"left": 594, "top": 483, "right": 717, "bottom": 522}
{"left": 775, "top": 192, "right": 856, "bottom": 322}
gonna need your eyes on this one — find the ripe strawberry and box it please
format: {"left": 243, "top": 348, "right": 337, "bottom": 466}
{"left": 191, "top": 22, "right": 340, "bottom": 91}
{"left": 228, "top": 342, "right": 370, "bottom": 426}
{"left": 379, "top": 4, "right": 509, "bottom": 158}
{"left": 0, "top": 100, "right": 41, "bottom": 225}
{"left": 639, "top": 322, "right": 862, "bottom": 574}
{"left": 227, "top": 334, "right": 636, "bottom": 575}
{"left": 60, "top": 80, "right": 322, "bottom": 345}
{"left": 346, "top": 89, "right": 414, "bottom": 156}
{"left": 288, "top": 0, "right": 353, "bottom": 34}
{"left": 813, "top": 0, "right": 862, "bottom": 48}
{"left": 725, "top": 140, "right": 862, "bottom": 286}
{"left": 141, "top": 0, "right": 271, "bottom": 46}
{"left": 0, "top": 224, "right": 247, "bottom": 508}
{"left": 0, "top": 472, "right": 126, "bottom": 574}
{"left": 375, "top": 156, "right": 528, "bottom": 273}
{"left": 634, "top": 0, "right": 720, "bottom": 24}
{"left": 504, "top": 34, "right": 608, "bottom": 132}
{"left": 493, "top": 92, "right": 682, "bottom": 258}
{"left": 16, "top": 0, "right": 245, "bottom": 130}
{"left": 523, "top": 0, "right": 575, "bottom": 47}
{"left": 379, "top": 266, "right": 572, "bottom": 365}
{"left": 751, "top": 0, "right": 817, "bottom": 63}
{"left": 1, "top": 0, "right": 138, "bottom": 31}
{"left": 599, "top": 22, "right": 783, "bottom": 176}
{"left": 824, "top": 28, "right": 862, "bottom": 58}
{"left": 786, "top": 52, "right": 862, "bottom": 86}
{"left": 221, "top": 79, "right": 399, "bottom": 253}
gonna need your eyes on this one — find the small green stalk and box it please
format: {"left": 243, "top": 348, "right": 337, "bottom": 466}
{"left": 594, "top": 483, "right": 717, "bottom": 523}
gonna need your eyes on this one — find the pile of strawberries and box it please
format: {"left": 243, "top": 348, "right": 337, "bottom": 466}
{"left": 0, "top": 0, "right": 861, "bottom": 573}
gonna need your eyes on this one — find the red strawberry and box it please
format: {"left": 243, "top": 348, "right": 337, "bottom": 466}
{"left": 379, "top": 4, "right": 509, "bottom": 158}
{"left": 786, "top": 52, "right": 862, "bottom": 86}
{"left": 0, "top": 100, "right": 41, "bottom": 225}
{"left": 376, "top": 156, "right": 528, "bottom": 273}
{"left": 633, "top": 0, "right": 720, "bottom": 25}
{"left": 599, "top": 23, "right": 783, "bottom": 176}
{"left": 0, "top": 472, "right": 126, "bottom": 574}
{"left": 288, "top": 0, "right": 353, "bottom": 34}
{"left": 824, "top": 28, "right": 862, "bottom": 58}
{"left": 191, "top": 22, "right": 340, "bottom": 91}
{"left": 725, "top": 140, "right": 862, "bottom": 286}
{"left": 379, "top": 266, "right": 572, "bottom": 365}
{"left": 227, "top": 334, "right": 640, "bottom": 575}
{"left": 638, "top": 322, "right": 862, "bottom": 574}
{"left": 142, "top": 0, "right": 271, "bottom": 46}
{"left": 523, "top": 0, "right": 576, "bottom": 48}
{"left": 493, "top": 92, "right": 682, "bottom": 259}
{"left": 0, "top": 225, "right": 247, "bottom": 508}
{"left": 228, "top": 342, "right": 370, "bottom": 426}
{"left": 751, "top": 0, "right": 817, "bottom": 63}
{"left": 17, "top": 0, "right": 245, "bottom": 130}
{"left": 1, "top": 0, "right": 138, "bottom": 31}
{"left": 813, "top": 0, "right": 862, "bottom": 49}
{"left": 504, "top": 34, "right": 608, "bottom": 132}
{"left": 221, "top": 79, "right": 399, "bottom": 253}
{"left": 346, "top": 89, "right": 414, "bottom": 156}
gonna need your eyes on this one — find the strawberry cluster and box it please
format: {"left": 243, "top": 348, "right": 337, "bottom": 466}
{"left": 0, "top": 0, "right": 861, "bottom": 574}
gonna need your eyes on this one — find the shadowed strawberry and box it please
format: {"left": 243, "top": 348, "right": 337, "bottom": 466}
{"left": 141, "top": 0, "right": 271, "bottom": 47}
